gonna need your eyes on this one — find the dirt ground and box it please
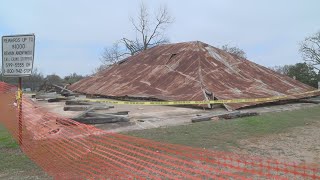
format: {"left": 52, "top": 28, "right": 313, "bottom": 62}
{"left": 234, "top": 97, "right": 320, "bottom": 165}
{"left": 234, "top": 120, "right": 320, "bottom": 166}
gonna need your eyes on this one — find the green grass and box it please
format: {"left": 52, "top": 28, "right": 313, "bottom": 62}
{"left": 125, "top": 106, "right": 320, "bottom": 151}
{"left": 0, "top": 124, "right": 51, "bottom": 179}
{"left": 0, "top": 126, "right": 19, "bottom": 149}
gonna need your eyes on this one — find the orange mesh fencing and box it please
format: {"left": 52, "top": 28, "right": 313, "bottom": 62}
{"left": 0, "top": 82, "right": 319, "bottom": 179}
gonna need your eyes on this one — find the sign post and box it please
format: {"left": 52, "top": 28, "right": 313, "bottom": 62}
{"left": 18, "top": 77, "right": 22, "bottom": 145}
{"left": 1, "top": 34, "right": 35, "bottom": 146}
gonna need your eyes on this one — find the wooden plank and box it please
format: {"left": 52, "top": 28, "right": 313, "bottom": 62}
{"left": 73, "top": 107, "right": 96, "bottom": 119}
{"left": 86, "top": 111, "right": 129, "bottom": 117}
{"left": 222, "top": 112, "right": 259, "bottom": 119}
{"left": 52, "top": 84, "right": 74, "bottom": 94}
{"left": 191, "top": 111, "right": 240, "bottom": 123}
{"left": 47, "top": 97, "right": 75, "bottom": 102}
{"left": 73, "top": 116, "right": 129, "bottom": 124}
{"left": 45, "top": 84, "right": 79, "bottom": 97}
{"left": 35, "top": 92, "right": 59, "bottom": 99}
{"left": 63, "top": 105, "right": 111, "bottom": 111}
{"left": 191, "top": 111, "right": 259, "bottom": 122}
{"left": 63, "top": 106, "right": 87, "bottom": 111}
{"left": 297, "top": 99, "right": 320, "bottom": 104}
{"left": 48, "top": 98, "right": 68, "bottom": 102}
{"left": 65, "top": 100, "right": 93, "bottom": 105}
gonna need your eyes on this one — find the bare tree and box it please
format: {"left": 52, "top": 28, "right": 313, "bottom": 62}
{"left": 92, "top": 64, "right": 108, "bottom": 74}
{"left": 123, "top": 3, "right": 172, "bottom": 54}
{"left": 221, "top": 44, "right": 247, "bottom": 59}
{"left": 100, "top": 43, "right": 129, "bottom": 66}
{"left": 100, "top": 2, "right": 173, "bottom": 67}
{"left": 300, "top": 30, "right": 320, "bottom": 70}
{"left": 269, "top": 65, "right": 291, "bottom": 75}
{"left": 64, "top": 73, "right": 85, "bottom": 84}
{"left": 45, "top": 74, "right": 63, "bottom": 85}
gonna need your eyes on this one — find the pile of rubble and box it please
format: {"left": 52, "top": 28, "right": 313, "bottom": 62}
{"left": 32, "top": 82, "right": 130, "bottom": 124}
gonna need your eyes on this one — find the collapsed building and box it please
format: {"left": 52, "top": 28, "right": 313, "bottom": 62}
{"left": 68, "top": 41, "right": 318, "bottom": 110}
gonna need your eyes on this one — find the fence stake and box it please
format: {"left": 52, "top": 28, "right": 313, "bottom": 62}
{"left": 18, "top": 77, "right": 23, "bottom": 146}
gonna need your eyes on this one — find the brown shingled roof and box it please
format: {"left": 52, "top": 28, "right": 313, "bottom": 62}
{"left": 68, "top": 41, "right": 317, "bottom": 110}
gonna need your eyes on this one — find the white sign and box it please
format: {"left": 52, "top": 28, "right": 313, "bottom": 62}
{"left": 2, "top": 34, "right": 35, "bottom": 77}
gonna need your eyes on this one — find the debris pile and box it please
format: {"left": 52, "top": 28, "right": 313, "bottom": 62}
{"left": 34, "top": 82, "right": 78, "bottom": 102}
{"left": 32, "top": 82, "right": 130, "bottom": 125}
{"left": 63, "top": 100, "right": 129, "bottom": 124}
{"left": 69, "top": 41, "right": 318, "bottom": 110}
{"left": 191, "top": 111, "right": 259, "bottom": 123}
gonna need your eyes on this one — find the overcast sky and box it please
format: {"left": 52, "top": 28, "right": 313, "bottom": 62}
{"left": 1, "top": 0, "right": 319, "bottom": 77}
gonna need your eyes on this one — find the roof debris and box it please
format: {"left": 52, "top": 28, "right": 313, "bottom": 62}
{"left": 68, "top": 41, "right": 318, "bottom": 110}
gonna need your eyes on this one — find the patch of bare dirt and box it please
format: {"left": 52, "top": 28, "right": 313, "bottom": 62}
{"left": 233, "top": 121, "right": 320, "bottom": 167}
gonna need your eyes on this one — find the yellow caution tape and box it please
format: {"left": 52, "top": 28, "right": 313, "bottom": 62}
{"left": 16, "top": 89, "right": 23, "bottom": 101}
{"left": 15, "top": 89, "right": 23, "bottom": 108}
{"left": 76, "top": 89, "right": 320, "bottom": 105}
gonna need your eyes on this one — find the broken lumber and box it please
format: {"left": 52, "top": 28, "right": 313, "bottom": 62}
{"left": 48, "top": 97, "right": 70, "bottom": 102}
{"left": 52, "top": 84, "right": 75, "bottom": 96}
{"left": 48, "top": 96, "right": 75, "bottom": 102}
{"left": 297, "top": 99, "right": 320, "bottom": 104}
{"left": 191, "top": 111, "right": 259, "bottom": 123}
{"left": 86, "top": 111, "right": 129, "bottom": 117}
{"left": 72, "top": 107, "right": 96, "bottom": 119}
{"left": 192, "top": 111, "right": 240, "bottom": 123}
{"left": 69, "top": 106, "right": 129, "bottom": 124}
{"left": 35, "top": 92, "right": 59, "bottom": 99}
{"left": 73, "top": 116, "right": 129, "bottom": 124}
{"left": 65, "top": 100, "right": 93, "bottom": 105}
{"left": 222, "top": 112, "right": 259, "bottom": 119}
{"left": 63, "top": 105, "right": 111, "bottom": 111}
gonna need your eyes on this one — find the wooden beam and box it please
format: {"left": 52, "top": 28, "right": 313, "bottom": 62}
{"left": 191, "top": 111, "right": 239, "bottom": 122}
{"left": 63, "top": 105, "right": 111, "bottom": 111}
{"left": 73, "top": 116, "right": 129, "bottom": 124}
{"left": 297, "top": 99, "right": 320, "bottom": 104}
{"left": 191, "top": 111, "right": 259, "bottom": 123}
{"left": 48, "top": 98, "right": 67, "bottom": 102}
{"left": 65, "top": 100, "right": 93, "bottom": 105}
{"left": 86, "top": 111, "right": 129, "bottom": 117}
{"left": 222, "top": 112, "right": 259, "bottom": 119}
{"left": 52, "top": 84, "right": 74, "bottom": 94}
{"left": 72, "top": 107, "right": 96, "bottom": 119}
{"left": 35, "top": 92, "right": 59, "bottom": 99}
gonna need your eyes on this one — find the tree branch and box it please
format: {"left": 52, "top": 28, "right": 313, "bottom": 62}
{"left": 300, "top": 31, "right": 320, "bottom": 70}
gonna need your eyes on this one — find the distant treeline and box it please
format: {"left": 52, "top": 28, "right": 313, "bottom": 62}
{"left": 0, "top": 68, "right": 86, "bottom": 91}
{"left": 270, "top": 62, "right": 320, "bottom": 88}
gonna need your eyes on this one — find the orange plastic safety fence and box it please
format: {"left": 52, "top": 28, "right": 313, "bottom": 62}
{"left": 0, "top": 82, "right": 319, "bottom": 179}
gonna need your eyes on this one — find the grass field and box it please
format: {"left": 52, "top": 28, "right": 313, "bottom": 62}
{"left": 0, "top": 124, "right": 50, "bottom": 180}
{"left": 126, "top": 106, "right": 320, "bottom": 151}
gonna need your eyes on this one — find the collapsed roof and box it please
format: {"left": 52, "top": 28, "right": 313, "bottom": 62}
{"left": 68, "top": 41, "right": 318, "bottom": 110}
